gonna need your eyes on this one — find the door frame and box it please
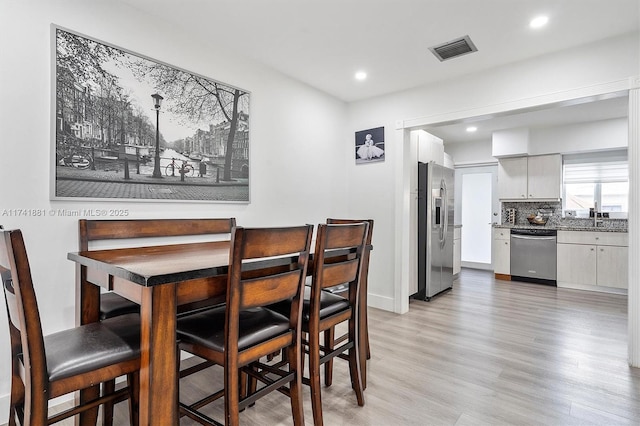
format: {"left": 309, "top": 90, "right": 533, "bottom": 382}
{"left": 456, "top": 164, "right": 498, "bottom": 270}
{"left": 393, "top": 78, "right": 636, "bottom": 315}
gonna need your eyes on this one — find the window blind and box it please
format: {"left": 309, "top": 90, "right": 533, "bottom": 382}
{"left": 563, "top": 150, "right": 628, "bottom": 184}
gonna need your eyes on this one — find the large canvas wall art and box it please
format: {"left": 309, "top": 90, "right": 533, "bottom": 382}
{"left": 52, "top": 26, "right": 250, "bottom": 203}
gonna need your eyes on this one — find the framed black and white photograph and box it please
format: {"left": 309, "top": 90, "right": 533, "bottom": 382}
{"left": 355, "top": 126, "right": 385, "bottom": 164}
{"left": 52, "top": 26, "right": 250, "bottom": 202}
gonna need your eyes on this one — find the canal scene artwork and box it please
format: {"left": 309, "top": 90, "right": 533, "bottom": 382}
{"left": 53, "top": 26, "right": 250, "bottom": 202}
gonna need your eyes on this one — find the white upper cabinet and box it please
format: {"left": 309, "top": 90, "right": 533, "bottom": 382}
{"left": 498, "top": 157, "right": 528, "bottom": 199}
{"left": 498, "top": 154, "right": 561, "bottom": 200}
{"left": 527, "top": 155, "right": 562, "bottom": 199}
{"left": 415, "top": 130, "right": 444, "bottom": 165}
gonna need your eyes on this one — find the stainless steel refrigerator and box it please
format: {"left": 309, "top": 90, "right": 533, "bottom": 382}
{"left": 415, "top": 161, "right": 455, "bottom": 301}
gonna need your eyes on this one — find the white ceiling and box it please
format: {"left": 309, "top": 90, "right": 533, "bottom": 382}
{"left": 115, "top": 0, "right": 638, "bottom": 137}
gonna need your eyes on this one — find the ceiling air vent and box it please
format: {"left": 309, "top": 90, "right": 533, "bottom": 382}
{"left": 429, "top": 35, "right": 478, "bottom": 62}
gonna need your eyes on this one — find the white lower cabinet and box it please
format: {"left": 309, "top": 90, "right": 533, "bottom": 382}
{"left": 556, "top": 243, "right": 596, "bottom": 286}
{"left": 557, "top": 231, "right": 628, "bottom": 291}
{"left": 493, "top": 228, "right": 510, "bottom": 275}
{"left": 596, "top": 245, "right": 628, "bottom": 289}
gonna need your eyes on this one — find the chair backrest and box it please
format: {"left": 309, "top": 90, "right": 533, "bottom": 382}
{"left": 326, "top": 218, "right": 374, "bottom": 246}
{"left": 79, "top": 218, "right": 237, "bottom": 250}
{"left": 226, "top": 225, "right": 313, "bottom": 354}
{"left": 311, "top": 223, "right": 369, "bottom": 313}
{"left": 325, "top": 218, "right": 373, "bottom": 293}
{"left": 1, "top": 229, "right": 48, "bottom": 393}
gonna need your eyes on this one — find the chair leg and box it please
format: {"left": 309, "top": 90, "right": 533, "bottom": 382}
{"left": 360, "top": 331, "right": 368, "bottom": 391}
{"left": 363, "top": 308, "right": 370, "bottom": 359}
{"left": 102, "top": 380, "right": 115, "bottom": 426}
{"left": 127, "top": 372, "right": 140, "bottom": 426}
{"left": 225, "top": 360, "right": 241, "bottom": 425}
{"left": 348, "top": 319, "right": 365, "bottom": 407}
{"left": 10, "top": 352, "right": 25, "bottom": 426}
{"left": 287, "top": 343, "right": 305, "bottom": 426}
{"left": 8, "top": 407, "right": 15, "bottom": 426}
{"left": 323, "top": 328, "right": 334, "bottom": 386}
{"left": 308, "top": 330, "right": 324, "bottom": 426}
{"left": 360, "top": 308, "right": 368, "bottom": 390}
{"left": 9, "top": 377, "right": 24, "bottom": 426}
{"left": 23, "top": 386, "right": 50, "bottom": 426}
{"left": 8, "top": 405, "right": 20, "bottom": 426}
{"left": 245, "top": 365, "right": 258, "bottom": 409}
{"left": 77, "top": 385, "right": 101, "bottom": 424}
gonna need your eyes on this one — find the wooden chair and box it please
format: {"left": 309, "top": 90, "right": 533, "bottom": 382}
{"left": 324, "top": 218, "right": 373, "bottom": 388}
{"left": 176, "top": 225, "right": 313, "bottom": 425}
{"left": 272, "top": 222, "right": 368, "bottom": 426}
{"left": 0, "top": 229, "right": 141, "bottom": 425}
{"left": 306, "top": 223, "right": 368, "bottom": 425}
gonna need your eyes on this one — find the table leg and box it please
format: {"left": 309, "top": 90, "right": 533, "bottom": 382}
{"left": 139, "top": 284, "right": 179, "bottom": 425}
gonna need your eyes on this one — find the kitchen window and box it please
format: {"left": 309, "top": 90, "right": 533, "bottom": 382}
{"left": 562, "top": 150, "right": 628, "bottom": 218}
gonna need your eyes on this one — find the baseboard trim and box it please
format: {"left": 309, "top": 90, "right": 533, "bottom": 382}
{"left": 495, "top": 273, "right": 511, "bottom": 281}
{"left": 0, "top": 393, "right": 8, "bottom": 425}
{"left": 557, "top": 281, "right": 628, "bottom": 295}
{"left": 368, "top": 293, "right": 394, "bottom": 312}
{"left": 461, "top": 261, "right": 493, "bottom": 271}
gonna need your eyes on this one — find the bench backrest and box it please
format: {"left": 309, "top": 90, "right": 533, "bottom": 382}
{"left": 79, "top": 218, "right": 237, "bottom": 251}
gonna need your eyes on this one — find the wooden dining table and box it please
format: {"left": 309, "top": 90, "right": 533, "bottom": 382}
{"left": 69, "top": 237, "right": 370, "bottom": 425}
{"left": 70, "top": 240, "right": 235, "bottom": 425}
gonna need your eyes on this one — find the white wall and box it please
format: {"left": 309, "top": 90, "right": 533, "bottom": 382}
{"left": 347, "top": 31, "right": 639, "bottom": 314}
{"left": 530, "top": 117, "right": 628, "bottom": 155}
{"left": 445, "top": 117, "right": 629, "bottom": 164}
{"left": 0, "top": 1, "right": 349, "bottom": 419}
{"left": 492, "top": 128, "right": 530, "bottom": 157}
{"left": 445, "top": 139, "right": 494, "bottom": 165}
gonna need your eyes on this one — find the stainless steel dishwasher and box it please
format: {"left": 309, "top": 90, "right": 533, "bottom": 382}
{"left": 510, "top": 228, "right": 557, "bottom": 285}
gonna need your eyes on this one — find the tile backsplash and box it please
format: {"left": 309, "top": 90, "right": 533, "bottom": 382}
{"left": 502, "top": 201, "right": 562, "bottom": 226}
{"left": 501, "top": 201, "right": 628, "bottom": 230}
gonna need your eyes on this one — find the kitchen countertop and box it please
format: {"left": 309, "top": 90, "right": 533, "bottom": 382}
{"left": 493, "top": 224, "right": 628, "bottom": 233}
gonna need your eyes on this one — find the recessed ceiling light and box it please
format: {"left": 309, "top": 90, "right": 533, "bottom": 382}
{"left": 466, "top": 126, "right": 478, "bottom": 132}
{"left": 355, "top": 71, "right": 367, "bottom": 81}
{"left": 530, "top": 15, "right": 549, "bottom": 29}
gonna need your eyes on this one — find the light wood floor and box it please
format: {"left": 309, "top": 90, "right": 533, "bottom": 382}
{"left": 41, "top": 268, "right": 640, "bottom": 424}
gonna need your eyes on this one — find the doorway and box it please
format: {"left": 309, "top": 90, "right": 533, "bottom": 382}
{"left": 455, "top": 165, "right": 498, "bottom": 270}
{"left": 394, "top": 86, "right": 634, "bottom": 316}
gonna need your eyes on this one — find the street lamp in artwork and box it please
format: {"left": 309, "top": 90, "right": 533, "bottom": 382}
{"left": 151, "top": 93, "right": 164, "bottom": 178}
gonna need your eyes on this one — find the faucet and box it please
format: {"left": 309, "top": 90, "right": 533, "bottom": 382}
{"left": 594, "top": 201, "right": 603, "bottom": 227}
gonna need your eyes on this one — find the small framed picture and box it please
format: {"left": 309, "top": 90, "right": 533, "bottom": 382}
{"left": 355, "top": 126, "right": 385, "bottom": 164}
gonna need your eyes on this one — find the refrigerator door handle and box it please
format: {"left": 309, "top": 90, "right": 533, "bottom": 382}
{"left": 440, "top": 179, "right": 447, "bottom": 247}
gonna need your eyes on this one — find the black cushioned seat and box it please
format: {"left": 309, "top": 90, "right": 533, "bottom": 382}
{"left": 306, "top": 276, "right": 348, "bottom": 295}
{"left": 46, "top": 313, "right": 141, "bottom": 381}
{"left": 177, "top": 306, "right": 290, "bottom": 352}
{"left": 303, "top": 288, "right": 350, "bottom": 322}
{"left": 271, "top": 287, "right": 350, "bottom": 324}
{"left": 99, "top": 292, "right": 140, "bottom": 320}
